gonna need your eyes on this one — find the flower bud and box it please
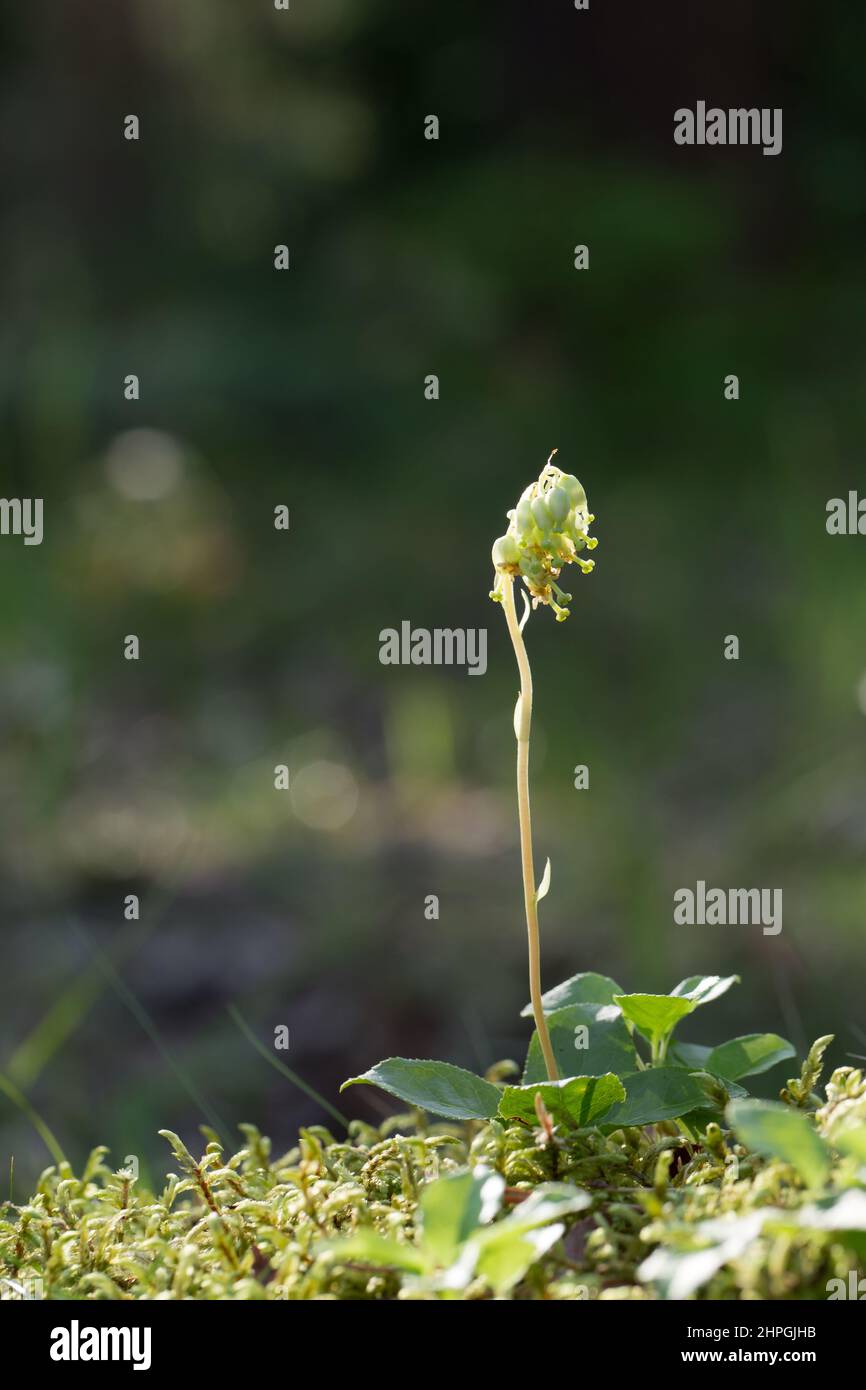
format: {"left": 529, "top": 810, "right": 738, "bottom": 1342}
{"left": 546, "top": 487, "right": 570, "bottom": 527}
{"left": 492, "top": 534, "right": 520, "bottom": 568}
{"left": 560, "top": 473, "right": 587, "bottom": 510}
{"left": 490, "top": 453, "right": 596, "bottom": 621}
{"left": 515, "top": 498, "right": 534, "bottom": 535}
{"left": 530, "top": 496, "right": 553, "bottom": 531}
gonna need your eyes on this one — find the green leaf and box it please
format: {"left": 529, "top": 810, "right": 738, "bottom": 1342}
{"left": 498, "top": 1073, "right": 625, "bottom": 1128}
{"left": 472, "top": 1225, "right": 563, "bottom": 1295}
{"left": 321, "top": 1181, "right": 589, "bottom": 1297}
{"left": 601, "top": 1069, "right": 708, "bottom": 1127}
{"left": 614, "top": 993, "right": 694, "bottom": 1049}
{"left": 727, "top": 1099, "right": 830, "bottom": 1188}
{"left": 341, "top": 1058, "right": 501, "bottom": 1121}
{"left": 419, "top": 1167, "right": 504, "bottom": 1266}
{"left": 523, "top": 1003, "right": 637, "bottom": 1083}
{"left": 467, "top": 1184, "right": 590, "bottom": 1294}
{"left": 521, "top": 972, "right": 624, "bottom": 1017}
{"left": 706, "top": 1034, "right": 795, "bottom": 1081}
{"left": 470, "top": 1185, "right": 591, "bottom": 1295}
{"left": 668, "top": 1041, "right": 713, "bottom": 1069}
{"left": 670, "top": 975, "right": 739, "bottom": 1007}
{"left": 318, "top": 1228, "right": 429, "bottom": 1274}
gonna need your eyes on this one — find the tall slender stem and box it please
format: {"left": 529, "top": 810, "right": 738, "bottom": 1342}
{"left": 501, "top": 576, "right": 559, "bottom": 1082}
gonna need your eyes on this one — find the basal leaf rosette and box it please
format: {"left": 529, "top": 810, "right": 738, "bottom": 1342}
{"left": 490, "top": 452, "right": 597, "bottom": 621}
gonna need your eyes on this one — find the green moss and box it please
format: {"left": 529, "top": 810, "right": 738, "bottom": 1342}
{"left": 3, "top": 1058, "right": 864, "bottom": 1301}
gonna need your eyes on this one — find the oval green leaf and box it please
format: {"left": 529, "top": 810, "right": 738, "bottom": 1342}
{"left": 706, "top": 1033, "right": 795, "bottom": 1081}
{"left": 601, "top": 1068, "right": 708, "bottom": 1128}
{"left": 341, "top": 1058, "right": 501, "bottom": 1121}
{"left": 521, "top": 972, "right": 624, "bottom": 1018}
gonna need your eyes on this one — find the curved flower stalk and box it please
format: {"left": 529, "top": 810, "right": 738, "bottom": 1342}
{"left": 490, "top": 452, "right": 597, "bottom": 1082}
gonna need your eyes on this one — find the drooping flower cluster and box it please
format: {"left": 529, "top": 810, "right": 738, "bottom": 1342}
{"left": 490, "top": 452, "right": 597, "bottom": 620}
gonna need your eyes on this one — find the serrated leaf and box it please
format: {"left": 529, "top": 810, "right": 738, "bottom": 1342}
{"left": 498, "top": 1073, "right": 625, "bottom": 1128}
{"left": 420, "top": 1168, "right": 504, "bottom": 1266}
{"left": 521, "top": 972, "right": 624, "bottom": 1018}
{"left": 523, "top": 1003, "right": 637, "bottom": 1084}
{"left": 341, "top": 1058, "right": 501, "bottom": 1121}
{"left": 670, "top": 974, "right": 740, "bottom": 1007}
{"left": 727, "top": 1099, "right": 830, "bottom": 1188}
{"left": 706, "top": 1034, "right": 795, "bottom": 1081}
{"left": 614, "top": 993, "right": 695, "bottom": 1049}
{"left": 536, "top": 857, "right": 551, "bottom": 903}
{"left": 601, "top": 1068, "right": 708, "bottom": 1128}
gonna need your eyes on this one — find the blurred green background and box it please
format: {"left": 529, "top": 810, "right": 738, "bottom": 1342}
{"left": 2, "top": 0, "right": 865, "bottom": 1192}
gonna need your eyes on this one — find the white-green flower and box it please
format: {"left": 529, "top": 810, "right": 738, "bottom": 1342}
{"left": 490, "top": 451, "right": 597, "bottom": 620}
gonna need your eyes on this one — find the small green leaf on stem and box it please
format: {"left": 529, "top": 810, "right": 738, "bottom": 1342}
{"left": 614, "top": 994, "right": 695, "bottom": 1054}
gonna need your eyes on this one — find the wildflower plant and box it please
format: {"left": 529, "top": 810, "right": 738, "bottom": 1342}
{"left": 340, "top": 459, "right": 800, "bottom": 1145}
{"left": 489, "top": 451, "right": 597, "bottom": 1081}
{"left": 3, "top": 450, "right": 864, "bottom": 1304}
